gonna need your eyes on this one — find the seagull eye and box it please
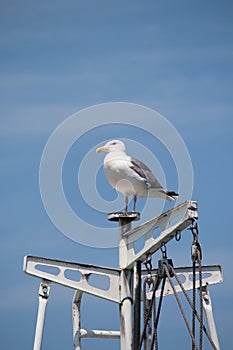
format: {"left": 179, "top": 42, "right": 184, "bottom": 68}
{"left": 111, "top": 142, "right": 117, "bottom": 145}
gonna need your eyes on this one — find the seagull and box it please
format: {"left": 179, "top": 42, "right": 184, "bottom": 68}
{"left": 96, "top": 140, "right": 178, "bottom": 212}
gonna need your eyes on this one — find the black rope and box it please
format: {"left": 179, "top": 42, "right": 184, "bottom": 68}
{"left": 198, "top": 250, "right": 203, "bottom": 350}
{"left": 138, "top": 276, "right": 162, "bottom": 350}
{"left": 163, "top": 263, "right": 199, "bottom": 350}
{"left": 142, "top": 255, "right": 153, "bottom": 350}
{"left": 171, "top": 266, "right": 218, "bottom": 350}
{"left": 192, "top": 261, "right": 196, "bottom": 350}
{"left": 153, "top": 291, "right": 158, "bottom": 350}
{"left": 143, "top": 277, "right": 152, "bottom": 350}
{"left": 150, "top": 276, "right": 166, "bottom": 350}
{"left": 190, "top": 221, "right": 206, "bottom": 350}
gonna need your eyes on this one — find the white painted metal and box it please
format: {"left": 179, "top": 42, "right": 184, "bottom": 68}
{"left": 118, "top": 217, "right": 133, "bottom": 268}
{"left": 80, "top": 329, "right": 120, "bottom": 338}
{"left": 202, "top": 287, "right": 220, "bottom": 350}
{"left": 120, "top": 201, "right": 198, "bottom": 269}
{"left": 133, "top": 261, "right": 141, "bottom": 349}
{"left": 118, "top": 217, "right": 134, "bottom": 350}
{"left": 24, "top": 255, "right": 120, "bottom": 303}
{"left": 119, "top": 270, "right": 133, "bottom": 350}
{"left": 23, "top": 200, "right": 223, "bottom": 350}
{"left": 72, "top": 289, "right": 85, "bottom": 350}
{"left": 144, "top": 265, "right": 223, "bottom": 299}
{"left": 72, "top": 286, "right": 120, "bottom": 349}
{"left": 33, "top": 281, "right": 50, "bottom": 350}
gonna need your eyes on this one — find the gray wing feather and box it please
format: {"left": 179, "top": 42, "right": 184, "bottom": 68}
{"left": 130, "top": 157, "right": 163, "bottom": 189}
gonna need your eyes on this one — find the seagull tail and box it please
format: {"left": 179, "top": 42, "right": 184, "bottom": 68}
{"left": 165, "top": 190, "right": 179, "bottom": 201}
{"left": 148, "top": 188, "right": 179, "bottom": 201}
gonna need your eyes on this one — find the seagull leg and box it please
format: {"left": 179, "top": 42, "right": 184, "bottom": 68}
{"left": 133, "top": 195, "right": 137, "bottom": 212}
{"left": 125, "top": 196, "right": 128, "bottom": 212}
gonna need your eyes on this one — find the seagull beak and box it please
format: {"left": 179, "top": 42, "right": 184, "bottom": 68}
{"left": 96, "top": 146, "right": 109, "bottom": 153}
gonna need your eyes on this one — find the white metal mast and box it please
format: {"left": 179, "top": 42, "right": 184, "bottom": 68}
{"left": 23, "top": 200, "right": 222, "bottom": 350}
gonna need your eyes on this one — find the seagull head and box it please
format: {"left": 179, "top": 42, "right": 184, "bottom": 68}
{"left": 96, "top": 140, "right": 126, "bottom": 153}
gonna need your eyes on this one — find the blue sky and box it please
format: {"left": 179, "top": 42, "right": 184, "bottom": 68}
{"left": 1, "top": 0, "right": 233, "bottom": 349}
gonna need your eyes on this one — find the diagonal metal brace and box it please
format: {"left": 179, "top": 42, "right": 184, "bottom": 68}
{"left": 120, "top": 200, "right": 198, "bottom": 269}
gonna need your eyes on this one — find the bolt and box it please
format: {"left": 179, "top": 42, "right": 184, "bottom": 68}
{"left": 42, "top": 285, "right": 49, "bottom": 296}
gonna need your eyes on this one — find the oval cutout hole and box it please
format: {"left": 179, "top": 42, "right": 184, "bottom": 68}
{"left": 189, "top": 272, "right": 211, "bottom": 281}
{"left": 153, "top": 226, "right": 161, "bottom": 239}
{"left": 201, "top": 272, "right": 212, "bottom": 280}
{"left": 134, "top": 236, "right": 145, "bottom": 254}
{"left": 88, "top": 274, "right": 110, "bottom": 291}
{"left": 36, "top": 264, "right": 60, "bottom": 276}
{"left": 173, "top": 274, "right": 186, "bottom": 286}
{"left": 64, "top": 269, "right": 82, "bottom": 282}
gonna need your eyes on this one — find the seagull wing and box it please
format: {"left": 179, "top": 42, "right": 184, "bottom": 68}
{"left": 129, "top": 157, "right": 163, "bottom": 189}
{"left": 130, "top": 157, "right": 179, "bottom": 200}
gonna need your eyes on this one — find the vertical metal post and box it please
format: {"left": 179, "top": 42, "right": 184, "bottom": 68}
{"left": 72, "top": 290, "right": 82, "bottom": 350}
{"left": 119, "top": 217, "right": 133, "bottom": 350}
{"left": 133, "top": 261, "right": 141, "bottom": 350}
{"left": 108, "top": 212, "right": 140, "bottom": 350}
{"left": 119, "top": 268, "right": 133, "bottom": 350}
{"left": 201, "top": 287, "right": 220, "bottom": 350}
{"left": 33, "top": 280, "right": 50, "bottom": 350}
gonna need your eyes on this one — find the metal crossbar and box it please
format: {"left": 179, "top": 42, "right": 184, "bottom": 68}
{"left": 144, "top": 265, "right": 223, "bottom": 299}
{"left": 24, "top": 255, "right": 120, "bottom": 303}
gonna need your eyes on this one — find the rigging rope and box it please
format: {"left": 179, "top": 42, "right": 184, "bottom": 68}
{"left": 138, "top": 276, "right": 161, "bottom": 350}
{"left": 150, "top": 276, "right": 166, "bottom": 350}
{"left": 171, "top": 265, "right": 218, "bottom": 350}
{"left": 153, "top": 291, "right": 158, "bottom": 350}
{"left": 198, "top": 249, "right": 203, "bottom": 350}
{"left": 163, "top": 263, "right": 200, "bottom": 350}
{"left": 138, "top": 254, "right": 164, "bottom": 350}
{"left": 190, "top": 222, "right": 203, "bottom": 350}
{"left": 137, "top": 223, "right": 216, "bottom": 350}
{"left": 143, "top": 277, "right": 152, "bottom": 350}
{"left": 192, "top": 260, "right": 196, "bottom": 350}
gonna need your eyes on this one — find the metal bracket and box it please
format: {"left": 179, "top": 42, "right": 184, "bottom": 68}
{"left": 120, "top": 200, "right": 198, "bottom": 269}
{"left": 158, "top": 258, "right": 174, "bottom": 279}
{"left": 201, "top": 286, "right": 220, "bottom": 350}
{"left": 33, "top": 280, "right": 51, "bottom": 350}
{"left": 39, "top": 280, "right": 51, "bottom": 299}
{"left": 24, "top": 255, "right": 120, "bottom": 303}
